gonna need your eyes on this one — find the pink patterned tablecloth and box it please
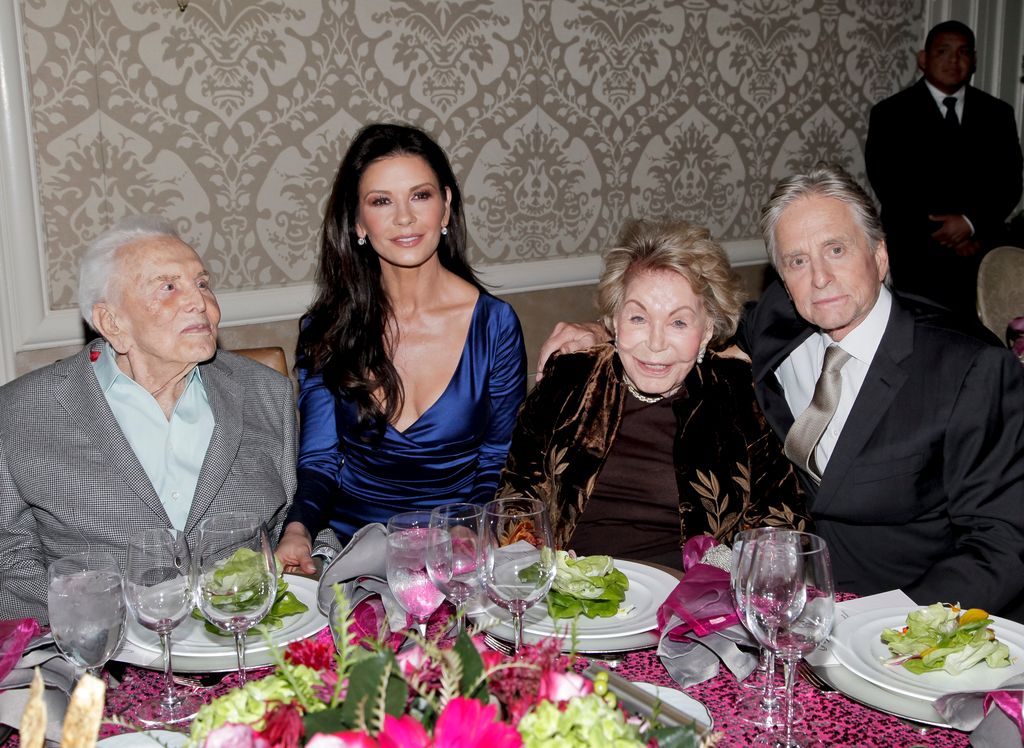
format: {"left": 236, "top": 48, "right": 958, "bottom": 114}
{"left": 1, "top": 622, "right": 969, "bottom": 748}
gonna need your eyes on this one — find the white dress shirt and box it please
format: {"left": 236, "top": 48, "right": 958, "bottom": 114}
{"left": 775, "top": 287, "right": 892, "bottom": 474}
{"left": 925, "top": 79, "right": 964, "bottom": 122}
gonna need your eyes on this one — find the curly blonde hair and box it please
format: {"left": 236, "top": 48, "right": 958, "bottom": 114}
{"left": 597, "top": 219, "right": 746, "bottom": 345}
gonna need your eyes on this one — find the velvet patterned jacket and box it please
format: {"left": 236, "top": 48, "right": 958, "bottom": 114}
{"left": 498, "top": 344, "right": 808, "bottom": 550}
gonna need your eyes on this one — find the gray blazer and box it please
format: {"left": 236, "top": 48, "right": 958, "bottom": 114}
{"left": 0, "top": 340, "right": 298, "bottom": 622}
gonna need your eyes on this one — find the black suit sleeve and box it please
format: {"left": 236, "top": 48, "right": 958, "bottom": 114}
{"left": 902, "top": 346, "right": 1024, "bottom": 612}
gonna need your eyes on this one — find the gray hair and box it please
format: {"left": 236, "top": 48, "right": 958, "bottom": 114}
{"left": 78, "top": 215, "right": 182, "bottom": 329}
{"left": 759, "top": 163, "right": 886, "bottom": 269}
{"left": 597, "top": 218, "right": 746, "bottom": 345}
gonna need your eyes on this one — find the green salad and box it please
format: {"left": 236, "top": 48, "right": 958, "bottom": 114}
{"left": 545, "top": 550, "right": 629, "bottom": 621}
{"left": 193, "top": 547, "right": 308, "bottom": 636}
{"left": 880, "top": 603, "right": 1011, "bottom": 676}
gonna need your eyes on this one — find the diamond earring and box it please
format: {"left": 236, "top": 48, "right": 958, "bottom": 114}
{"left": 441, "top": 226, "right": 448, "bottom": 236}
{"left": 357, "top": 236, "right": 366, "bottom": 246}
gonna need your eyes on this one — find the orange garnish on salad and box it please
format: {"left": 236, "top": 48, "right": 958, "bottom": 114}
{"left": 958, "top": 608, "right": 989, "bottom": 626}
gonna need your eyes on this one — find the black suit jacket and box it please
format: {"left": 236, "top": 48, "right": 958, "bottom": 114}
{"left": 865, "top": 79, "right": 1023, "bottom": 312}
{"left": 739, "top": 282, "right": 1024, "bottom": 619}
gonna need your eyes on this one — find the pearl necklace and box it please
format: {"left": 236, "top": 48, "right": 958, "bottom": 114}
{"left": 623, "top": 374, "right": 663, "bottom": 403}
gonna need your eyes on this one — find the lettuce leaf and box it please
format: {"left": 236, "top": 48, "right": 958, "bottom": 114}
{"left": 544, "top": 550, "right": 629, "bottom": 620}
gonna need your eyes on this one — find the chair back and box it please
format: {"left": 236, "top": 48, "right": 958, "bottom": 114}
{"left": 977, "top": 246, "right": 1024, "bottom": 340}
{"left": 230, "top": 346, "right": 288, "bottom": 377}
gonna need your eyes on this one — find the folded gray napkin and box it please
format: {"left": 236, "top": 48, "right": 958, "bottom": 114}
{"left": 316, "top": 522, "right": 407, "bottom": 632}
{"left": 933, "top": 673, "right": 1024, "bottom": 748}
{"left": 657, "top": 613, "right": 758, "bottom": 688}
{"left": 0, "top": 645, "right": 78, "bottom": 744}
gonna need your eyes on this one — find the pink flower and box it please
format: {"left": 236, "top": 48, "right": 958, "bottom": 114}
{"left": 378, "top": 715, "right": 430, "bottom": 748}
{"left": 432, "top": 698, "right": 522, "bottom": 748}
{"left": 536, "top": 670, "right": 592, "bottom": 705}
{"left": 203, "top": 724, "right": 271, "bottom": 748}
{"left": 306, "top": 733, "right": 380, "bottom": 748}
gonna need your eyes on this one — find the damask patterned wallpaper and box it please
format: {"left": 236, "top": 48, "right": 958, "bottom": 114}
{"left": 21, "top": 0, "right": 923, "bottom": 311}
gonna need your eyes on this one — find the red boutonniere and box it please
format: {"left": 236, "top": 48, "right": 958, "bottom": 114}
{"left": 89, "top": 350, "right": 100, "bottom": 362}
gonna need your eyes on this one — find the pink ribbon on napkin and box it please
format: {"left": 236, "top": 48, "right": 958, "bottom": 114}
{"left": 984, "top": 690, "right": 1024, "bottom": 738}
{"left": 656, "top": 536, "right": 739, "bottom": 640}
{"left": 0, "top": 618, "right": 40, "bottom": 682}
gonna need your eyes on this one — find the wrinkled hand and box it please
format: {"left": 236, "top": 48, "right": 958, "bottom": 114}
{"left": 275, "top": 521, "right": 316, "bottom": 575}
{"left": 929, "top": 214, "right": 973, "bottom": 248}
{"left": 536, "top": 321, "right": 609, "bottom": 381}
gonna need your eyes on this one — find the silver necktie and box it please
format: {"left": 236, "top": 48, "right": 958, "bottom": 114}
{"left": 784, "top": 345, "right": 851, "bottom": 482}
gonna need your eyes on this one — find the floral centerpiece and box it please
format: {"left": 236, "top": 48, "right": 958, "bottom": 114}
{"left": 187, "top": 591, "right": 715, "bottom": 748}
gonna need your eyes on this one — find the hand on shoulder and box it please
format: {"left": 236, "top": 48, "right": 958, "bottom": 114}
{"left": 536, "top": 321, "right": 610, "bottom": 381}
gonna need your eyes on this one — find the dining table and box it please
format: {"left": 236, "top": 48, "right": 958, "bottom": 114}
{"left": 0, "top": 615, "right": 972, "bottom": 748}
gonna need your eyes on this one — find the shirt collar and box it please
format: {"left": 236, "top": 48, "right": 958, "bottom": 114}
{"left": 92, "top": 341, "right": 203, "bottom": 393}
{"left": 822, "top": 285, "right": 892, "bottom": 365}
{"left": 924, "top": 79, "right": 965, "bottom": 109}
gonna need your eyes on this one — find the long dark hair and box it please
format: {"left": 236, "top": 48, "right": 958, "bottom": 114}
{"left": 299, "top": 123, "right": 482, "bottom": 441}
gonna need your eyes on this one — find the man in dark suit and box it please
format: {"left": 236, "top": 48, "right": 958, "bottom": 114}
{"left": 743, "top": 164, "right": 1024, "bottom": 619}
{"left": 865, "top": 20, "right": 1023, "bottom": 318}
{"left": 0, "top": 216, "right": 309, "bottom": 622}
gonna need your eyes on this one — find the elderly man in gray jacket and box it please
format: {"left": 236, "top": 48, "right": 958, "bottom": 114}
{"left": 0, "top": 216, "right": 298, "bottom": 622}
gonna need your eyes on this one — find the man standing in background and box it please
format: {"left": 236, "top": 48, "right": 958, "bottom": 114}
{"left": 865, "top": 20, "right": 1023, "bottom": 318}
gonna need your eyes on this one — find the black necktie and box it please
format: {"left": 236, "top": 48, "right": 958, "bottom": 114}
{"left": 943, "top": 96, "right": 959, "bottom": 126}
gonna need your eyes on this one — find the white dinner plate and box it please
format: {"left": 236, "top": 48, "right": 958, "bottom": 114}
{"left": 810, "top": 663, "right": 955, "bottom": 729}
{"left": 113, "top": 575, "right": 328, "bottom": 673}
{"left": 472, "top": 559, "right": 678, "bottom": 652}
{"left": 97, "top": 730, "right": 188, "bottom": 747}
{"left": 830, "top": 606, "right": 1024, "bottom": 701}
{"left": 632, "top": 682, "right": 713, "bottom": 730}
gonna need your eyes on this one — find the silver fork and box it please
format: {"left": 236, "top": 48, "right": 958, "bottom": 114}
{"left": 797, "top": 661, "right": 837, "bottom": 694}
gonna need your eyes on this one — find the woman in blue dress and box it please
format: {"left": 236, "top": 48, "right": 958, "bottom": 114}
{"left": 276, "top": 124, "right": 526, "bottom": 572}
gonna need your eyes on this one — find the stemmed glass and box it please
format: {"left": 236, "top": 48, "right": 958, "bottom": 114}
{"left": 194, "top": 512, "right": 277, "bottom": 683}
{"left": 731, "top": 527, "right": 783, "bottom": 728}
{"left": 479, "top": 497, "right": 556, "bottom": 654}
{"left": 47, "top": 551, "right": 126, "bottom": 678}
{"left": 123, "top": 528, "right": 201, "bottom": 725}
{"left": 426, "top": 503, "right": 483, "bottom": 636}
{"left": 745, "top": 531, "right": 835, "bottom": 748}
{"left": 387, "top": 511, "right": 447, "bottom": 638}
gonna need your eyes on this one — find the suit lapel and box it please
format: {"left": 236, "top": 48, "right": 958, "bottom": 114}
{"left": 813, "top": 300, "right": 913, "bottom": 512}
{"left": 54, "top": 342, "right": 169, "bottom": 522}
{"left": 186, "top": 356, "right": 243, "bottom": 533}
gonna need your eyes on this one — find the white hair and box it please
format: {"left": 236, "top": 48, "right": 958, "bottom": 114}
{"left": 77, "top": 215, "right": 181, "bottom": 329}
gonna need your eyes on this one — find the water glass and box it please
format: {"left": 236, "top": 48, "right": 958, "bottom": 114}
{"left": 480, "top": 497, "right": 556, "bottom": 654}
{"left": 48, "top": 551, "right": 126, "bottom": 677}
{"left": 194, "top": 512, "right": 277, "bottom": 683}
{"left": 387, "top": 511, "right": 446, "bottom": 637}
{"left": 745, "top": 531, "right": 835, "bottom": 748}
{"left": 426, "top": 503, "right": 483, "bottom": 636}
{"left": 124, "top": 528, "right": 201, "bottom": 725}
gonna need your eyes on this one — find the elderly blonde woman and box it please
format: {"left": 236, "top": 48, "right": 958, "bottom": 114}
{"left": 498, "top": 219, "right": 806, "bottom": 568}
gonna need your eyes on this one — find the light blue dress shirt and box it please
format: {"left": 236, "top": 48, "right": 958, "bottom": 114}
{"left": 93, "top": 342, "right": 215, "bottom": 530}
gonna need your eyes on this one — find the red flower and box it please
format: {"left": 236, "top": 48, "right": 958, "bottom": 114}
{"left": 377, "top": 715, "right": 430, "bottom": 748}
{"left": 258, "top": 702, "right": 304, "bottom": 748}
{"left": 285, "top": 638, "right": 336, "bottom": 671}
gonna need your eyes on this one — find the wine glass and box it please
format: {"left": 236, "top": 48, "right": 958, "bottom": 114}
{"left": 731, "top": 527, "right": 783, "bottom": 728}
{"left": 426, "top": 503, "right": 483, "bottom": 636}
{"left": 387, "top": 511, "right": 446, "bottom": 638}
{"left": 47, "top": 551, "right": 126, "bottom": 678}
{"left": 480, "top": 497, "right": 556, "bottom": 654}
{"left": 745, "top": 531, "right": 835, "bottom": 748}
{"left": 123, "top": 528, "right": 201, "bottom": 725}
{"left": 194, "top": 512, "right": 277, "bottom": 683}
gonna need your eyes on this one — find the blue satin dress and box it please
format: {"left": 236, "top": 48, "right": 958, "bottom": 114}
{"left": 286, "top": 293, "right": 527, "bottom": 545}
